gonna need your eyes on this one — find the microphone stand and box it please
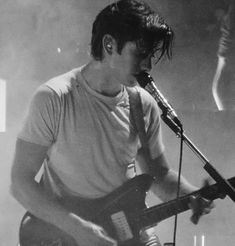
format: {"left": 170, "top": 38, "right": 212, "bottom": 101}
{"left": 161, "top": 111, "right": 235, "bottom": 203}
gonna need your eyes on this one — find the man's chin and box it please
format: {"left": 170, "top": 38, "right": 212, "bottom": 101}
{"left": 126, "top": 78, "right": 138, "bottom": 87}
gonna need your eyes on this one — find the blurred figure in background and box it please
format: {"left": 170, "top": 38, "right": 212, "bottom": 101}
{"left": 212, "top": 1, "right": 235, "bottom": 110}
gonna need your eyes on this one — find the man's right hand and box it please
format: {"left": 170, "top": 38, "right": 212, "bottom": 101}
{"left": 70, "top": 214, "right": 117, "bottom": 246}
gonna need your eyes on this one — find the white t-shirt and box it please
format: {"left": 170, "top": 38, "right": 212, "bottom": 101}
{"left": 18, "top": 66, "right": 164, "bottom": 198}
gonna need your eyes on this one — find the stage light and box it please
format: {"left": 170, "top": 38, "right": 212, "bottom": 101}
{"left": 194, "top": 235, "right": 197, "bottom": 246}
{"left": 201, "top": 235, "right": 205, "bottom": 246}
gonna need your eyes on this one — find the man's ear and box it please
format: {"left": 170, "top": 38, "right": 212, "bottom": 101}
{"left": 102, "top": 34, "right": 117, "bottom": 55}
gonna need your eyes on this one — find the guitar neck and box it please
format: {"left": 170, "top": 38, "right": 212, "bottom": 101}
{"left": 137, "top": 179, "right": 231, "bottom": 228}
{"left": 138, "top": 194, "right": 191, "bottom": 227}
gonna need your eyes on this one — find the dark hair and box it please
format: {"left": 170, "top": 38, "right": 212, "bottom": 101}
{"left": 91, "top": 0, "right": 174, "bottom": 63}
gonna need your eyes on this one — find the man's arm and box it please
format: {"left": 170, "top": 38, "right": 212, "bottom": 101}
{"left": 139, "top": 151, "right": 214, "bottom": 224}
{"left": 147, "top": 153, "right": 197, "bottom": 201}
{"left": 10, "top": 138, "right": 117, "bottom": 246}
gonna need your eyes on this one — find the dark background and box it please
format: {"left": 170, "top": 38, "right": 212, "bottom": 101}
{"left": 0, "top": 0, "right": 234, "bottom": 245}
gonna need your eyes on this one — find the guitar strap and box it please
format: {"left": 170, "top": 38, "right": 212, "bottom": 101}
{"left": 127, "top": 87, "right": 152, "bottom": 169}
{"left": 128, "top": 88, "right": 163, "bottom": 245}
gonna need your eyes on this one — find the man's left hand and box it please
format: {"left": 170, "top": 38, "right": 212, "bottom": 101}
{"left": 189, "top": 195, "right": 215, "bottom": 224}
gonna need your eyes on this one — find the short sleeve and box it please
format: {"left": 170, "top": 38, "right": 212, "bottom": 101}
{"left": 18, "top": 85, "right": 61, "bottom": 147}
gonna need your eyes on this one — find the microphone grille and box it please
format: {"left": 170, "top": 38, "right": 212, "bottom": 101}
{"left": 135, "top": 72, "right": 153, "bottom": 88}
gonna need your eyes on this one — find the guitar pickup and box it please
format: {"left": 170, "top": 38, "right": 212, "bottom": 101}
{"left": 111, "top": 211, "right": 134, "bottom": 242}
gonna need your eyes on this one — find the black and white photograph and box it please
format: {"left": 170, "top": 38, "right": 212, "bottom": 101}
{"left": 1, "top": 1, "right": 235, "bottom": 245}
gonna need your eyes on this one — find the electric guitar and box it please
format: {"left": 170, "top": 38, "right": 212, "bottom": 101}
{"left": 19, "top": 174, "right": 234, "bottom": 246}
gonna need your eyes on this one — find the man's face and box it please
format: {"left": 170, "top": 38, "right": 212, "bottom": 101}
{"left": 108, "top": 41, "right": 154, "bottom": 87}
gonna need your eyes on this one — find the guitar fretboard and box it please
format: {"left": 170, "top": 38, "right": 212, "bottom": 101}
{"left": 135, "top": 179, "right": 227, "bottom": 228}
{"left": 139, "top": 195, "right": 191, "bottom": 227}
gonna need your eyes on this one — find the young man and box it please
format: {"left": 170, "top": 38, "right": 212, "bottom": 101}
{"left": 11, "top": 1, "right": 213, "bottom": 245}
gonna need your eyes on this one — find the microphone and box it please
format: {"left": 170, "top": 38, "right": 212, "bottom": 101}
{"left": 135, "top": 72, "right": 182, "bottom": 127}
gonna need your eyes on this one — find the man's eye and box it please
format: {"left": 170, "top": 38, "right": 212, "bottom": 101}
{"left": 138, "top": 52, "right": 156, "bottom": 60}
{"left": 136, "top": 52, "right": 149, "bottom": 59}
{"left": 139, "top": 54, "right": 148, "bottom": 59}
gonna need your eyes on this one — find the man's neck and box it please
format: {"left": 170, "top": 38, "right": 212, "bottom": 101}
{"left": 81, "top": 61, "right": 122, "bottom": 97}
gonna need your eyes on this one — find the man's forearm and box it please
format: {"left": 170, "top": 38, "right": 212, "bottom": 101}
{"left": 150, "top": 169, "right": 198, "bottom": 202}
{"left": 11, "top": 177, "right": 83, "bottom": 239}
{"left": 10, "top": 138, "right": 88, "bottom": 241}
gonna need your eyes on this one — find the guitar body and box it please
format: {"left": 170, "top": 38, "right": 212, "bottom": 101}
{"left": 20, "top": 214, "right": 78, "bottom": 246}
{"left": 19, "top": 173, "right": 235, "bottom": 246}
{"left": 19, "top": 174, "right": 154, "bottom": 246}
